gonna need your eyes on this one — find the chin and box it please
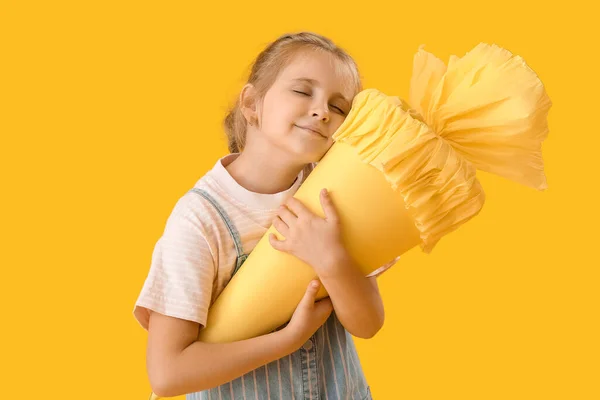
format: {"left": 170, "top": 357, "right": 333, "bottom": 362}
{"left": 308, "top": 142, "right": 333, "bottom": 162}
{"left": 288, "top": 143, "right": 329, "bottom": 163}
{"left": 269, "top": 133, "right": 331, "bottom": 163}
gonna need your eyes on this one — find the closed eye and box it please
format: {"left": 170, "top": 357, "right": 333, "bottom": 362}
{"left": 331, "top": 105, "right": 346, "bottom": 115}
{"left": 293, "top": 90, "right": 310, "bottom": 96}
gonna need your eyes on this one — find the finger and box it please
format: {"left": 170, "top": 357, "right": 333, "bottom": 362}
{"left": 272, "top": 216, "right": 289, "bottom": 236}
{"left": 301, "top": 280, "right": 321, "bottom": 304}
{"left": 277, "top": 206, "right": 297, "bottom": 226}
{"left": 269, "top": 233, "right": 287, "bottom": 251}
{"left": 285, "top": 197, "right": 311, "bottom": 218}
{"left": 320, "top": 189, "right": 339, "bottom": 222}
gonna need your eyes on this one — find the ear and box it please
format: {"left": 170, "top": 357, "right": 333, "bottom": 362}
{"left": 240, "top": 83, "right": 259, "bottom": 126}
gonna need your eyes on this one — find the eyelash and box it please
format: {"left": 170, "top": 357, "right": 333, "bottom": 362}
{"left": 293, "top": 90, "right": 346, "bottom": 115}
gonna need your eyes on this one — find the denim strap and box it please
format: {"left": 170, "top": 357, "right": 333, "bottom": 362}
{"left": 189, "top": 188, "right": 247, "bottom": 276}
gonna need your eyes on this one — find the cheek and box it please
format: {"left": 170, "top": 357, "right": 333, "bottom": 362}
{"left": 262, "top": 96, "right": 298, "bottom": 128}
{"left": 329, "top": 116, "right": 346, "bottom": 133}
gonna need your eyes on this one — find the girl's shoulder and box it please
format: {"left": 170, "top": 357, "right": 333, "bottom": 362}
{"left": 163, "top": 176, "right": 230, "bottom": 238}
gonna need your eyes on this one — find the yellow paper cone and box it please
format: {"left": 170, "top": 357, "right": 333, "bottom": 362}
{"left": 198, "top": 140, "right": 422, "bottom": 343}
{"left": 197, "top": 42, "right": 552, "bottom": 344}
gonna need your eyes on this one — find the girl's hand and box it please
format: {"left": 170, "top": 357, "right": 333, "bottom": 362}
{"left": 269, "top": 189, "right": 346, "bottom": 276}
{"left": 283, "top": 280, "right": 333, "bottom": 348}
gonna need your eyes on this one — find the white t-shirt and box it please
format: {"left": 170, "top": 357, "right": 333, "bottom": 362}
{"left": 133, "top": 153, "right": 396, "bottom": 330}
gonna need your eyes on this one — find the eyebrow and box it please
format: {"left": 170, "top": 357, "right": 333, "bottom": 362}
{"left": 291, "top": 78, "right": 351, "bottom": 105}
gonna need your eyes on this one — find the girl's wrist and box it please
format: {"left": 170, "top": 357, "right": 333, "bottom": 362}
{"left": 319, "top": 246, "right": 351, "bottom": 278}
{"left": 278, "top": 324, "right": 304, "bottom": 352}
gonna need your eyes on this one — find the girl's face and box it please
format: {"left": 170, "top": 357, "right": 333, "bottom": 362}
{"left": 257, "top": 50, "right": 355, "bottom": 163}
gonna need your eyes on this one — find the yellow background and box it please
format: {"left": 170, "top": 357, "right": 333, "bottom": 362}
{"left": 2, "top": 0, "right": 598, "bottom": 399}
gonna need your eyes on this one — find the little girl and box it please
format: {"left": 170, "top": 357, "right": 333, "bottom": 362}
{"left": 134, "top": 31, "right": 398, "bottom": 399}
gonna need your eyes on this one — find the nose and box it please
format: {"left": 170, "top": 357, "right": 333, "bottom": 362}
{"left": 311, "top": 102, "right": 330, "bottom": 123}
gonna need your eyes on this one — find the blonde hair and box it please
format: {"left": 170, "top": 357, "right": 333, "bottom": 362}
{"left": 223, "top": 32, "right": 362, "bottom": 153}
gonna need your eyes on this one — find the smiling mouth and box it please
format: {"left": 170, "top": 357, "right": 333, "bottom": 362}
{"left": 296, "top": 125, "right": 326, "bottom": 139}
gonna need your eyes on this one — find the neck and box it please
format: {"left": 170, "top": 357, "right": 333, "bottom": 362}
{"left": 226, "top": 141, "right": 305, "bottom": 195}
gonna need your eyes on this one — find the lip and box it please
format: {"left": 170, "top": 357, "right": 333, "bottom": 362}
{"left": 296, "top": 124, "right": 326, "bottom": 139}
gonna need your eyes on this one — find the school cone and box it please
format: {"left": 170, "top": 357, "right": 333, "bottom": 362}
{"left": 149, "top": 42, "right": 551, "bottom": 399}
{"left": 196, "top": 43, "right": 551, "bottom": 349}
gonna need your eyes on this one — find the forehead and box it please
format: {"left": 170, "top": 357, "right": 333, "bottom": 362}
{"left": 277, "top": 50, "right": 357, "bottom": 100}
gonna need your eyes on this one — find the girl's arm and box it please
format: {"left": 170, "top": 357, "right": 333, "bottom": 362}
{"left": 147, "top": 311, "right": 295, "bottom": 397}
{"left": 317, "top": 250, "right": 385, "bottom": 339}
{"left": 147, "top": 279, "right": 332, "bottom": 398}
{"left": 269, "top": 191, "right": 387, "bottom": 339}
